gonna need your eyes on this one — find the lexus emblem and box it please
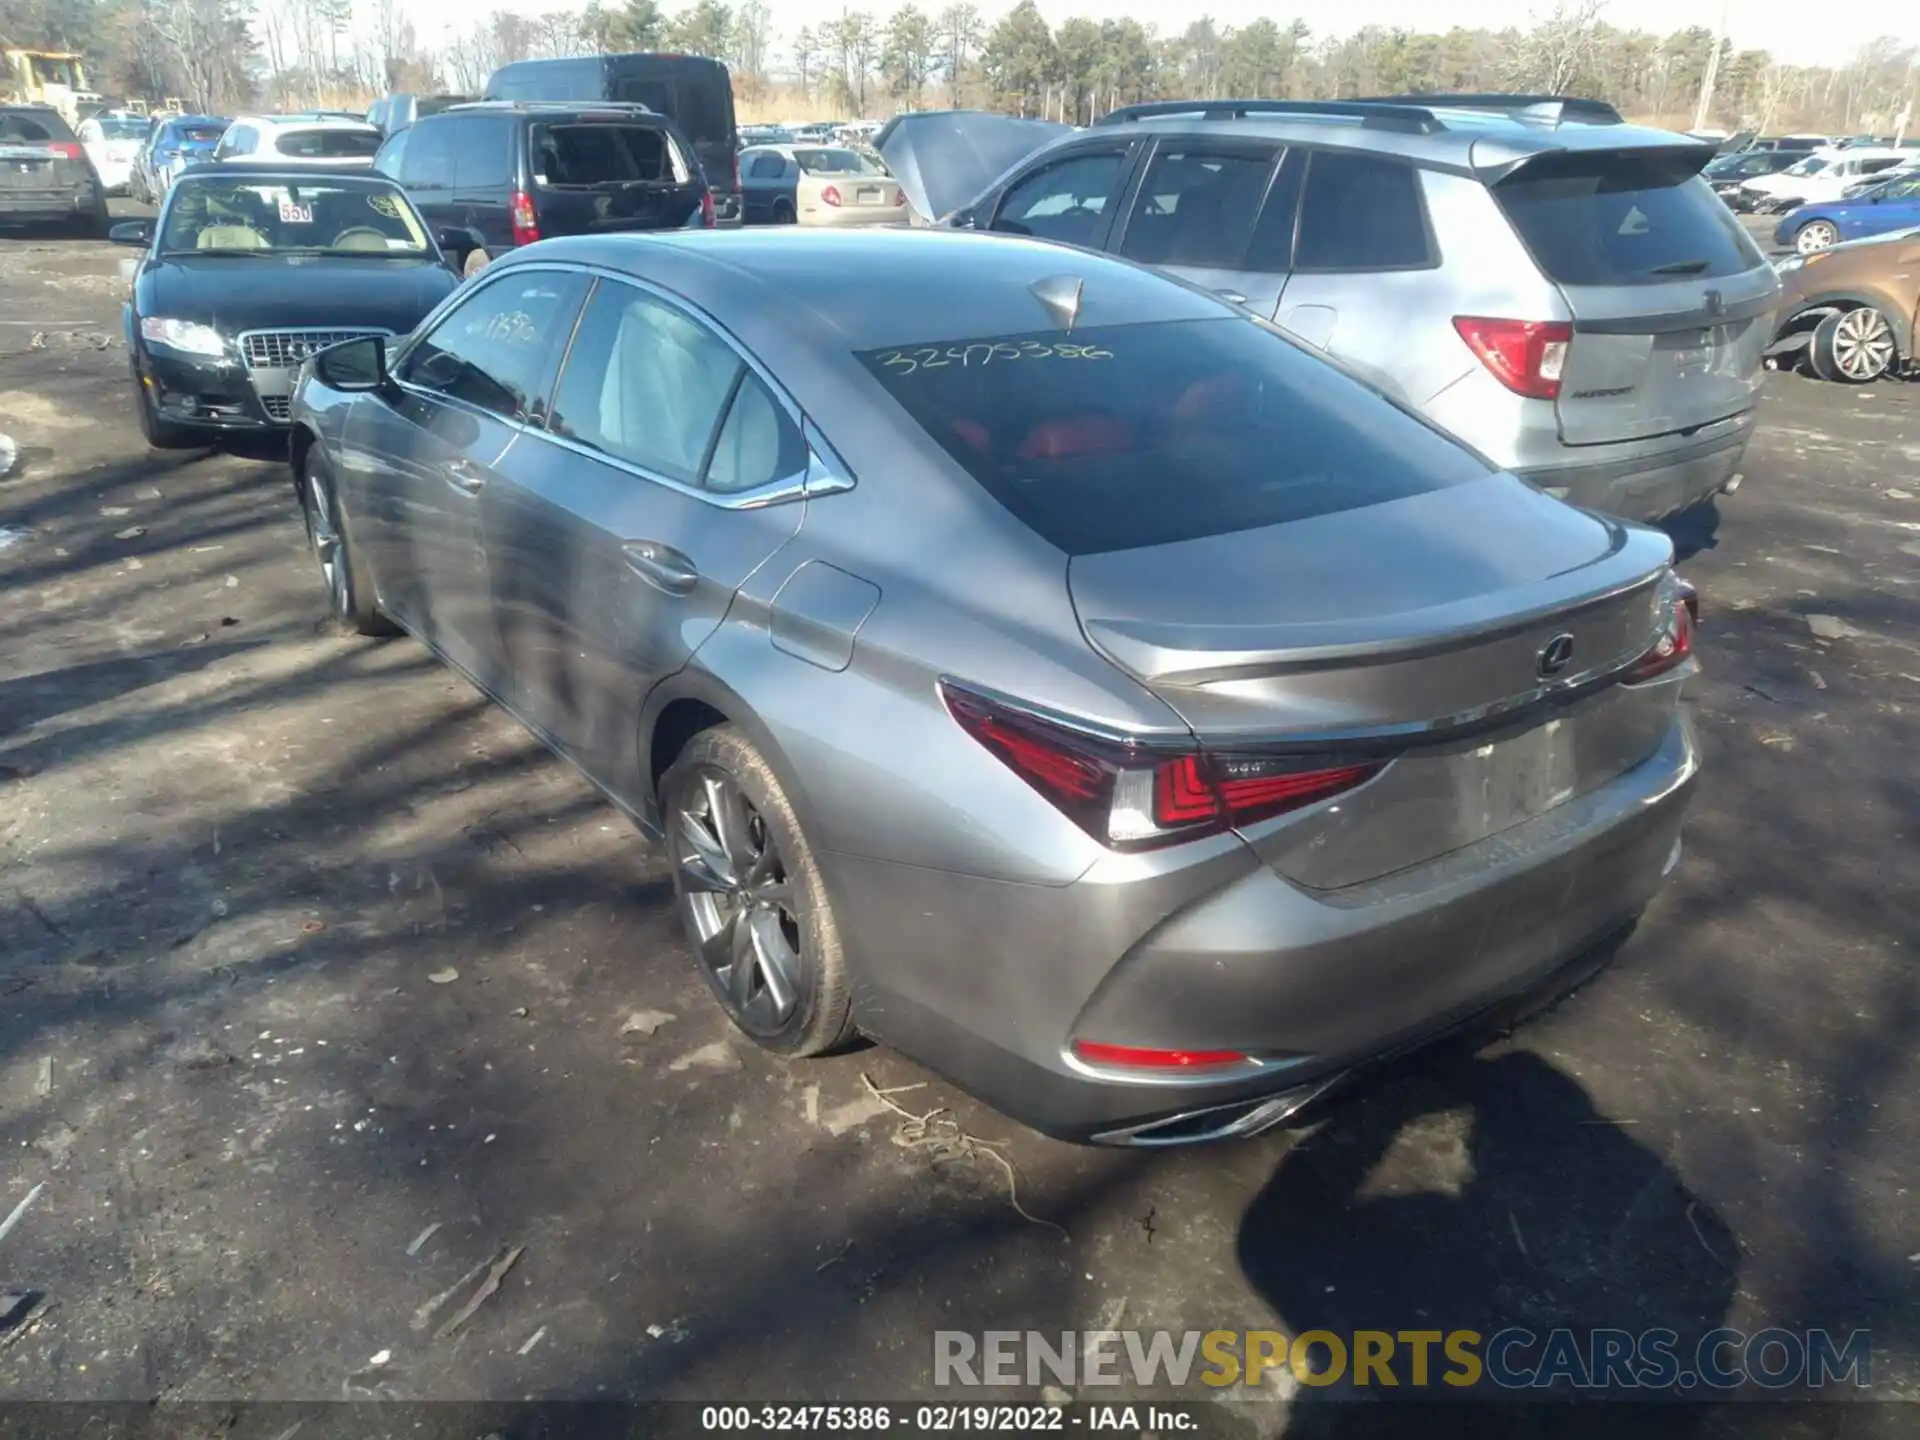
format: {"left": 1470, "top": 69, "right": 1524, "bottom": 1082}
{"left": 1704, "top": 288, "right": 1724, "bottom": 318}
{"left": 1537, "top": 633, "right": 1576, "bottom": 678}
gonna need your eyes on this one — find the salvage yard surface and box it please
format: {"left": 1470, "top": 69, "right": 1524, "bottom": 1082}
{"left": 2, "top": 217, "right": 1918, "bottom": 1425}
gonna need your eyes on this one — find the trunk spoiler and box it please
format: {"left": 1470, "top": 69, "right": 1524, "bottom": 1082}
{"left": 1469, "top": 135, "right": 1720, "bottom": 187}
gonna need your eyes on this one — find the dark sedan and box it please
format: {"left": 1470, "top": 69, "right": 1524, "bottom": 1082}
{"left": 114, "top": 166, "right": 464, "bottom": 448}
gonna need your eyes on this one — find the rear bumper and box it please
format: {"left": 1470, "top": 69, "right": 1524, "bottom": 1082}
{"left": 799, "top": 204, "right": 911, "bottom": 228}
{"left": 0, "top": 189, "right": 102, "bottom": 222}
{"left": 832, "top": 715, "right": 1699, "bottom": 1144}
{"left": 1514, "top": 419, "right": 1753, "bottom": 522}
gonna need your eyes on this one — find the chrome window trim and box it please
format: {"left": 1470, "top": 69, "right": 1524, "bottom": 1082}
{"left": 514, "top": 263, "right": 857, "bottom": 511}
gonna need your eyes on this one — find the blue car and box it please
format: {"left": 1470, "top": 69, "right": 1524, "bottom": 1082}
{"left": 1776, "top": 172, "right": 1920, "bottom": 254}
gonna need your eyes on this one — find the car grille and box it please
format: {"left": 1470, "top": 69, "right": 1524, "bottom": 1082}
{"left": 240, "top": 329, "right": 385, "bottom": 369}
{"left": 260, "top": 396, "right": 292, "bottom": 421}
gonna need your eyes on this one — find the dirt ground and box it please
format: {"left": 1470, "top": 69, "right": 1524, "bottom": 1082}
{"left": 1, "top": 209, "right": 1917, "bottom": 1426}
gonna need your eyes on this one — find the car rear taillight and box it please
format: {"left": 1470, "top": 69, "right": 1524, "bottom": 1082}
{"left": 1621, "top": 596, "right": 1696, "bottom": 685}
{"left": 821, "top": 184, "right": 843, "bottom": 207}
{"left": 941, "top": 682, "right": 1385, "bottom": 851}
{"left": 510, "top": 190, "right": 539, "bottom": 246}
{"left": 49, "top": 141, "right": 84, "bottom": 160}
{"left": 894, "top": 187, "right": 907, "bottom": 207}
{"left": 1452, "top": 316, "right": 1573, "bottom": 401}
{"left": 1070, "top": 1040, "right": 1252, "bottom": 1072}
{"left": 700, "top": 189, "right": 716, "bottom": 228}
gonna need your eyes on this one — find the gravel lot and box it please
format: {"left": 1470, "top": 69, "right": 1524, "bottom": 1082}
{"left": 1, "top": 209, "right": 1916, "bottom": 1427}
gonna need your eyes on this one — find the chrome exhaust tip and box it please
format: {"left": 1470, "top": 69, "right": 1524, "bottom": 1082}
{"left": 1090, "top": 1075, "right": 1344, "bottom": 1147}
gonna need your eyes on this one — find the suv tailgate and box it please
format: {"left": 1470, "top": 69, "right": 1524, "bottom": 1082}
{"left": 1490, "top": 145, "right": 1779, "bottom": 447}
{"left": 0, "top": 110, "right": 88, "bottom": 208}
{"left": 527, "top": 117, "right": 704, "bottom": 235}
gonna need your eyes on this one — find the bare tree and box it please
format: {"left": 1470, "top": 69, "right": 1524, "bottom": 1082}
{"left": 1508, "top": 0, "right": 1606, "bottom": 95}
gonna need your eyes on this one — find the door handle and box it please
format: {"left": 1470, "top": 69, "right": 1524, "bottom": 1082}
{"left": 621, "top": 540, "right": 699, "bottom": 595}
{"left": 444, "top": 459, "right": 485, "bottom": 495}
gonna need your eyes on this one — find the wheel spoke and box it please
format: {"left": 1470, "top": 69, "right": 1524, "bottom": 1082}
{"left": 677, "top": 805, "right": 734, "bottom": 887}
{"left": 678, "top": 851, "right": 731, "bottom": 895}
{"left": 703, "top": 774, "right": 759, "bottom": 874}
{"left": 729, "top": 914, "right": 758, "bottom": 1006}
{"left": 698, "top": 905, "right": 739, "bottom": 976}
{"left": 747, "top": 908, "right": 797, "bottom": 1019}
{"left": 753, "top": 879, "right": 794, "bottom": 912}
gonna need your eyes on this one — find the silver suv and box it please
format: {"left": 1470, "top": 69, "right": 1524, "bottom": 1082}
{"left": 883, "top": 95, "right": 1780, "bottom": 523}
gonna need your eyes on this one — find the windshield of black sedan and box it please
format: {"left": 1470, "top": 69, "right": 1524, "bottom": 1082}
{"left": 159, "top": 179, "right": 430, "bottom": 255}
{"left": 857, "top": 318, "right": 1491, "bottom": 555}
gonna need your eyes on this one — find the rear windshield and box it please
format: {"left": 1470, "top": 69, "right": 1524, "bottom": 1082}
{"left": 277, "top": 129, "right": 381, "bottom": 158}
{"left": 174, "top": 124, "right": 227, "bottom": 145}
{"left": 0, "top": 110, "right": 74, "bottom": 142}
{"left": 1494, "top": 151, "right": 1763, "bottom": 286}
{"left": 857, "top": 318, "right": 1490, "bottom": 556}
{"left": 532, "top": 122, "right": 678, "bottom": 185}
{"left": 795, "top": 147, "right": 881, "bottom": 176}
{"left": 98, "top": 116, "right": 148, "bottom": 140}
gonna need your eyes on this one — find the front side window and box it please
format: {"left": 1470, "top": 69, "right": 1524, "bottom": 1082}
{"left": 856, "top": 317, "right": 1489, "bottom": 555}
{"left": 992, "top": 150, "right": 1129, "bottom": 248}
{"left": 399, "top": 270, "right": 588, "bottom": 420}
{"left": 551, "top": 280, "right": 803, "bottom": 491}
{"left": 1120, "top": 148, "right": 1279, "bottom": 268}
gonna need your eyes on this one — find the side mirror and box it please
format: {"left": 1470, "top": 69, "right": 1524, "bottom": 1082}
{"left": 312, "top": 334, "right": 389, "bottom": 393}
{"left": 109, "top": 220, "right": 152, "bottom": 247}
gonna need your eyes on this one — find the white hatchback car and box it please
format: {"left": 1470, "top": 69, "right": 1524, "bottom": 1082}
{"left": 1739, "top": 147, "right": 1912, "bottom": 212}
{"left": 211, "top": 115, "right": 382, "bottom": 168}
{"left": 77, "top": 110, "right": 150, "bottom": 194}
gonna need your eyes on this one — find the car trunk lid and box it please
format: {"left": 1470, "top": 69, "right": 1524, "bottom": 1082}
{"left": 527, "top": 118, "right": 703, "bottom": 236}
{"left": 1486, "top": 143, "right": 1781, "bottom": 446}
{"left": 1068, "top": 477, "right": 1680, "bottom": 885}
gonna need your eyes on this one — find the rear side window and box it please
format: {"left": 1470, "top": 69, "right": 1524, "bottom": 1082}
{"left": 1294, "top": 153, "right": 1433, "bottom": 271}
{"left": 856, "top": 318, "right": 1489, "bottom": 556}
{"left": 748, "top": 152, "right": 786, "bottom": 179}
{"left": 0, "top": 110, "right": 70, "bottom": 142}
{"left": 277, "top": 129, "right": 381, "bottom": 159}
{"left": 1494, "top": 151, "right": 1764, "bottom": 286}
{"left": 532, "top": 123, "right": 674, "bottom": 185}
{"left": 452, "top": 115, "right": 514, "bottom": 189}
{"left": 1120, "top": 148, "right": 1279, "bottom": 268}
{"left": 400, "top": 120, "right": 457, "bottom": 186}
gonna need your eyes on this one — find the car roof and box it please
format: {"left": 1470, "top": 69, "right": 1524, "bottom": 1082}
{"left": 233, "top": 115, "right": 379, "bottom": 131}
{"left": 504, "top": 228, "right": 1230, "bottom": 350}
{"left": 436, "top": 100, "right": 665, "bottom": 121}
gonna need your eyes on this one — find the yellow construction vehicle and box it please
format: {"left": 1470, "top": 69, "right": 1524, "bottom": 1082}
{"left": 1, "top": 48, "right": 104, "bottom": 125}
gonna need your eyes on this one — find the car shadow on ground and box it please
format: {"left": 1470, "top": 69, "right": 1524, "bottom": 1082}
{"left": 1662, "top": 498, "right": 1723, "bottom": 563}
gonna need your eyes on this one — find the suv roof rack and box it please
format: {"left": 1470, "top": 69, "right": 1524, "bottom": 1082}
{"left": 447, "top": 99, "right": 658, "bottom": 115}
{"left": 1095, "top": 98, "right": 1443, "bottom": 136}
{"left": 1358, "top": 93, "right": 1625, "bottom": 126}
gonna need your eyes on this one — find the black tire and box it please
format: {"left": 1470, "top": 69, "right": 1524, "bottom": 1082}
{"left": 135, "top": 371, "right": 201, "bottom": 450}
{"left": 462, "top": 247, "right": 491, "bottom": 278}
{"left": 299, "top": 449, "right": 398, "bottom": 637}
{"left": 662, "top": 724, "right": 855, "bottom": 1058}
{"left": 1808, "top": 307, "right": 1899, "bottom": 385}
{"left": 771, "top": 199, "right": 795, "bottom": 225}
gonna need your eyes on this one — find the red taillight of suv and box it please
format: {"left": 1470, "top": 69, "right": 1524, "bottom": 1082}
{"left": 940, "top": 682, "right": 1385, "bottom": 851}
{"left": 509, "top": 191, "right": 539, "bottom": 246}
{"left": 1452, "top": 316, "right": 1573, "bottom": 401}
{"left": 49, "top": 141, "right": 84, "bottom": 161}
{"left": 1621, "top": 596, "right": 1696, "bottom": 685}
{"left": 700, "top": 189, "right": 716, "bottom": 228}
{"left": 821, "top": 184, "right": 843, "bottom": 208}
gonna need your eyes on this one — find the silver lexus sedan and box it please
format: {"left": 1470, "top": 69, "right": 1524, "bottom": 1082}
{"left": 288, "top": 229, "right": 1700, "bottom": 1145}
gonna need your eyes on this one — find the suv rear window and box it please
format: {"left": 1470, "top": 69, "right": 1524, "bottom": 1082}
{"left": 1, "top": 109, "right": 74, "bottom": 142}
{"left": 532, "top": 122, "right": 676, "bottom": 185}
{"left": 1494, "top": 151, "right": 1763, "bottom": 286}
{"left": 278, "top": 128, "right": 381, "bottom": 158}
{"left": 857, "top": 317, "right": 1489, "bottom": 556}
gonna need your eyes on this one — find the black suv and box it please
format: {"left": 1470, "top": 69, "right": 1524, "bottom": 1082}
{"left": 0, "top": 104, "right": 109, "bottom": 235}
{"left": 373, "top": 101, "right": 713, "bottom": 275}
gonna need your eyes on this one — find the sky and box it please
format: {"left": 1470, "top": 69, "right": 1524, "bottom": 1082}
{"left": 416, "top": 0, "right": 1920, "bottom": 74}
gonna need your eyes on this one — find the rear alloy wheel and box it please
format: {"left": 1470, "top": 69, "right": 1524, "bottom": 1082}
{"left": 663, "top": 725, "right": 854, "bottom": 1057}
{"left": 462, "top": 248, "right": 491, "bottom": 278}
{"left": 1808, "top": 307, "right": 1899, "bottom": 384}
{"left": 1794, "top": 219, "right": 1839, "bottom": 254}
{"left": 301, "top": 452, "right": 398, "bottom": 636}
